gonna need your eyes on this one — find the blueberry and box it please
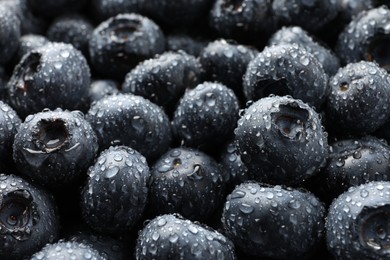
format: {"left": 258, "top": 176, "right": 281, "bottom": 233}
{"left": 0, "top": 101, "right": 21, "bottom": 171}
{"left": 336, "top": 5, "right": 390, "bottom": 72}
{"left": 122, "top": 51, "right": 202, "bottom": 114}
{"left": 11, "top": 34, "right": 50, "bottom": 69}
{"left": 166, "top": 34, "right": 207, "bottom": 57}
{"left": 268, "top": 26, "right": 340, "bottom": 76}
{"left": 0, "top": 3, "right": 21, "bottom": 66}
{"left": 31, "top": 240, "right": 105, "bottom": 260}
{"left": 325, "top": 61, "right": 390, "bottom": 135}
{"left": 13, "top": 109, "right": 98, "bottom": 188}
{"left": 88, "top": 79, "right": 119, "bottom": 103}
{"left": 7, "top": 42, "right": 91, "bottom": 118}
{"left": 149, "top": 147, "right": 226, "bottom": 222}
{"left": 326, "top": 181, "right": 390, "bottom": 259}
{"left": 272, "top": 0, "right": 340, "bottom": 32}
{"left": 80, "top": 146, "right": 149, "bottom": 235}
{"left": 0, "top": 174, "right": 59, "bottom": 260}
{"left": 199, "top": 39, "right": 258, "bottom": 101}
{"left": 86, "top": 93, "right": 172, "bottom": 161}
{"left": 143, "top": 0, "right": 212, "bottom": 29}
{"left": 234, "top": 95, "right": 328, "bottom": 185}
{"left": 172, "top": 82, "right": 240, "bottom": 150}
{"left": 243, "top": 44, "right": 329, "bottom": 110}
{"left": 47, "top": 14, "right": 94, "bottom": 59}
{"left": 89, "top": 0, "right": 144, "bottom": 24}
{"left": 135, "top": 214, "right": 236, "bottom": 260}
{"left": 324, "top": 136, "right": 390, "bottom": 198}
{"left": 209, "top": 0, "right": 276, "bottom": 44}
{"left": 222, "top": 181, "right": 325, "bottom": 259}
{"left": 89, "top": 13, "right": 165, "bottom": 80}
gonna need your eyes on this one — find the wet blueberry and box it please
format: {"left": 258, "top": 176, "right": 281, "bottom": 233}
{"left": 13, "top": 109, "right": 98, "bottom": 189}
{"left": 80, "top": 146, "right": 150, "bottom": 235}
{"left": 0, "top": 174, "right": 59, "bottom": 260}
{"left": 136, "top": 214, "right": 236, "bottom": 260}
{"left": 234, "top": 95, "right": 328, "bottom": 185}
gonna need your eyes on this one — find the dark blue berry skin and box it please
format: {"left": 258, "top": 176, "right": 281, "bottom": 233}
{"left": 86, "top": 93, "right": 172, "bottom": 162}
{"left": 11, "top": 34, "right": 50, "bottom": 69}
{"left": 7, "top": 42, "right": 91, "bottom": 118}
{"left": 199, "top": 39, "right": 258, "bottom": 101}
{"left": 268, "top": 26, "right": 340, "bottom": 76}
{"left": 324, "top": 136, "right": 390, "bottom": 198}
{"left": 0, "top": 174, "right": 60, "bottom": 260}
{"left": 80, "top": 146, "right": 150, "bottom": 235}
{"left": 209, "top": 0, "right": 277, "bottom": 45}
{"left": 13, "top": 109, "right": 98, "bottom": 189}
{"left": 243, "top": 44, "right": 329, "bottom": 110}
{"left": 143, "top": 0, "right": 212, "bottom": 29}
{"left": 336, "top": 6, "right": 390, "bottom": 72}
{"left": 31, "top": 240, "right": 105, "bottom": 260}
{"left": 166, "top": 34, "right": 207, "bottom": 57}
{"left": 89, "top": 0, "right": 144, "bottom": 24}
{"left": 219, "top": 141, "right": 250, "bottom": 193}
{"left": 325, "top": 61, "right": 390, "bottom": 135}
{"left": 47, "top": 14, "right": 94, "bottom": 59}
{"left": 89, "top": 79, "right": 119, "bottom": 103}
{"left": 234, "top": 95, "right": 329, "bottom": 186}
{"left": 172, "top": 82, "right": 240, "bottom": 150}
{"left": 136, "top": 214, "right": 236, "bottom": 260}
{"left": 326, "top": 181, "right": 390, "bottom": 259}
{"left": 272, "top": 0, "right": 340, "bottom": 32}
{"left": 89, "top": 13, "right": 165, "bottom": 80}
{"left": 122, "top": 51, "right": 202, "bottom": 115}
{"left": 149, "top": 147, "right": 226, "bottom": 222}
{"left": 222, "top": 182, "right": 325, "bottom": 259}
{"left": 0, "top": 3, "right": 21, "bottom": 66}
{"left": 68, "top": 228, "right": 131, "bottom": 260}
{"left": 0, "top": 101, "right": 21, "bottom": 172}
{"left": 27, "top": 0, "right": 88, "bottom": 18}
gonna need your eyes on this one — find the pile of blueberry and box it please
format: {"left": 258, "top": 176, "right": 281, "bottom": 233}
{"left": 1, "top": 0, "right": 390, "bottom": 259}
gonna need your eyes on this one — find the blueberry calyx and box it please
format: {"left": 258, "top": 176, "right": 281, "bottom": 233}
{"left": 364, "top": 34, "right": 390, "bottom": 71}
{"left": 0, "top": 189, "right": 38, "bottom": 241}
{"left": 34, "top": 118, "right": 69, "bottom": 153}
{"left": 272, "top": 103, "right": 308, "bottom": 141}
{"left": 223, "top": 0, "right": 245, "bottom": 11}
{"left": 17, "top": 52, "right": 41, "bottom": 93}
{"left": 357, "top": 205, "right": 390, "bottom": 252}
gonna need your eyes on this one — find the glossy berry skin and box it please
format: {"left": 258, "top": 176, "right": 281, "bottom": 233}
{"left": 47, "top": 14, "right": 94, "bottom": 58}
{"left": 31, "top": 240, "right": 105, "bottom": 260}
{"left": 234, "top": 95, "right": 328, "bottom": 185}
{"left": 89, "top": 79, "right": 119, "bottom": 103}
{"left": 7, "top": 42, "right": 91, "bottom": 118}
{"left": 136, "top": 214, "right": 236, "bottom": 260}
{"left": 325, "top": 61, "right": 390, "bottom": 135}
{"left": 243, "top": 44, "right": 329, "bottom": 110}
{"left": 0, "top": 3, "right": 21, "bottom": 66}
{"left": 90, "top": 0, "right": 144, "bottom": 23}
{"left": 80, "top": 146, "right": 150, "bottom": 235}
{"left": 209, "top": 0, "right": 276, "bottom": 44}
{"left": 326, "top": 181, "right": 390, "bottom": 259}
{"left": 149, "top": 147, "right": 226, "bottom": 222}
{"left": 122, "top": 51, "right": 202, "bottom": 114}
{"left": 268, "top": 26, "right": 340, "bottom": 76}
{"left": 199, "top": 39, "right": 258, "bottom": 100}
{"left": 272, "top": 0, "right": 340, "bottom": 31}
{"left": 0, "top": 101, "right": 21, "bottom": 171}
{"left": 222, "top": 182, "right": 325, "bottom": 259}
{"left": 13, "top": 109, "right": 98, "bottom": 188}
{"left": 0, "top": 174, "right": 59, "bottom": 260}
{"left": 86, "top": 93, "right": 172, "bottom": 161}
{"left": 166, "top": 34, "right": 207, "bottom": 57}
{"left": 336, "top": 6, "right": 390, "bottom": 71}
{"left": 172, "top": 82, "right": 240, "bottom": 149}
{"left": 325, "top": 136, "right": 390, "bottom": 198}
{"left": 89, "top": 13, "right": 165, "bottom": 80}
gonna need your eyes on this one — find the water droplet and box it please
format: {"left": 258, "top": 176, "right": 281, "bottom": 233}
{"left": 266, "top": 192, "right": 274, "bottom": 199}
{"left": 105, "top": 166, "right": 119, "bottom": 178}
{"left": 239, "top": 203, "right": 254, "bottom": 214}
{"left": 360, "top": 189, "right": 369, "bottom": 198}
{"left": 188, "top": 225, "right": 198, "bottom": 234}
{"left": 169, "top": 233, "right": 179, "bottom": 243}
{"left": 299, "top": 55, "right": 310, "bottom": 66}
